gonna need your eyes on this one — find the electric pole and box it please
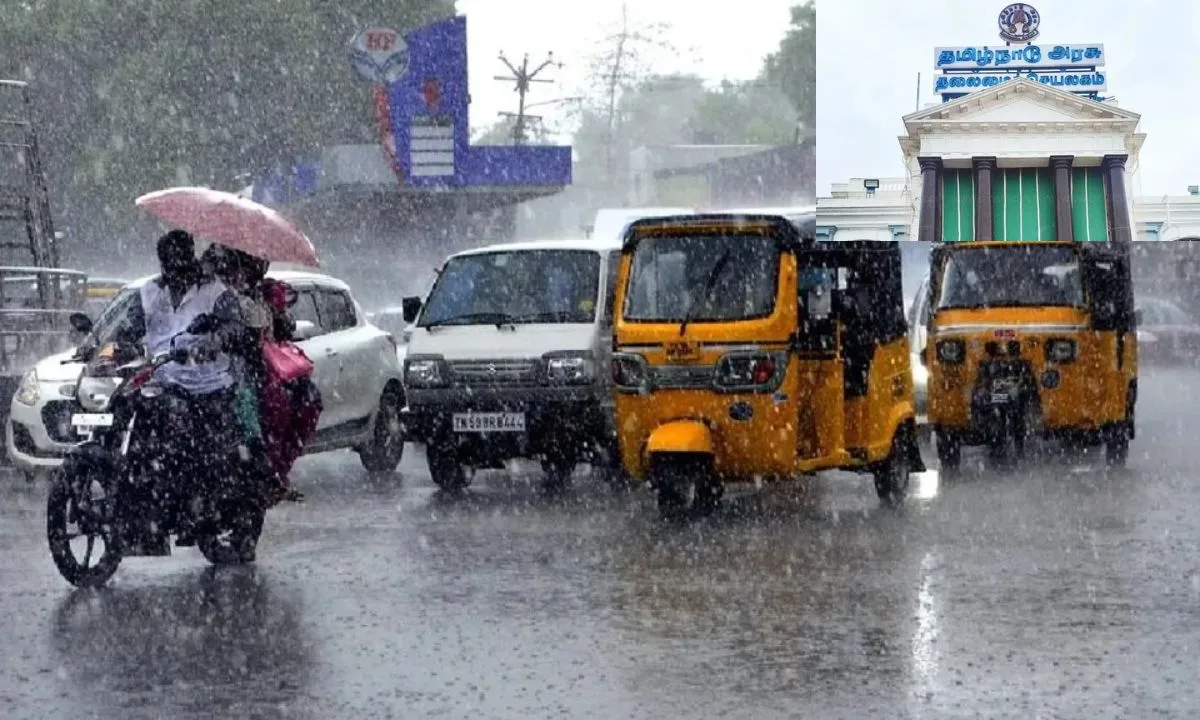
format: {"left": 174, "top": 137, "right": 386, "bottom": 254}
{"left": 495, "top": 52, "right": 561, "bottom": 145}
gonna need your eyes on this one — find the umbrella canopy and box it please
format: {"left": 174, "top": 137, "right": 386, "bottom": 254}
{"left": 135, "top": 186, "right": 320, "bottom": 267}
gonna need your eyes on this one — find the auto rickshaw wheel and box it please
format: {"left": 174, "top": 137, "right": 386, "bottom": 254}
{"left": 1104, "top": 425, "right": 1129, "bottom": 467}
{"left": 874, "top": 428, "right": 912, "bottom": 504}
{"left": 649, "top": 453, "right": 717, "bottom": 520}
{"left": 934, "top": 429, "right": 961, "bottom": 470}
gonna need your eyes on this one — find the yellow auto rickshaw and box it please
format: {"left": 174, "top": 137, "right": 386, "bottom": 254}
{"left": 924, "top": 240, "right": 1137, "bottom": 467}
{"left": 611, "top": 213, "right": 925, "bottom": 518}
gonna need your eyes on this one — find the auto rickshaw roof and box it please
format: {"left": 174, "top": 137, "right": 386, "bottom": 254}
{"left": 622, "top": 212, "right": 816, "bottom": 250}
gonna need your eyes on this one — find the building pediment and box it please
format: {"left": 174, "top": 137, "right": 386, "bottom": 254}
{"left": 902, "top": 78, "right": 1140, "bottom": 135}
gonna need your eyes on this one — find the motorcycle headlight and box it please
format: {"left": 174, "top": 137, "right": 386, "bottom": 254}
{"left": 404, "top": 356, "right": 448, "bottom": 388}
{"left": 545, "top": 353, "right": 595, "bottom": 385}
{"left": 15, "top": 369, "right": 39, "bottom": 406}
{"left": 1045, "top": 338, "right": 1077, "bottom": 363}
{"left": 936, "top": 339, "right": 966, "bottom": 364}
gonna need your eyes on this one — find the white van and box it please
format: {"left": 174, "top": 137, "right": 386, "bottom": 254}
{"left": 400, "top": 238, "right": 624, "bottom": 492}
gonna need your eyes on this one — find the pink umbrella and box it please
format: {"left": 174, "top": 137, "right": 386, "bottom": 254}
{"left": 135, "top": 186, "right": 320, "bottom": 267}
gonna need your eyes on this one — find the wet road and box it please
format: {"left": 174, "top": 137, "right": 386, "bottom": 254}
{"left": 5, "top": 367, "right": 1200, "bottom": 719}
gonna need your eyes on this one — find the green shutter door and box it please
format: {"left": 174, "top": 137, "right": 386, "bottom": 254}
{"left": 992, "top": 168, "right": 1056, "bottom": 240}
{"left": 941, "top": 169, "right": 975, "bottom": 241}
{"left": 1071, "top": 167, "right": 1108, "bottom": 241}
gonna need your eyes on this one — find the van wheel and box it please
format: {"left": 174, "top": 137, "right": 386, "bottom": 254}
{"left": 874, "top": 428, "right": 912, "bottom": 504}
{"left": 649, "top": 453, "right": 718, "bottom": 520}
{"left": 359, "top": 391, "right": 405, "bottom": 473}
{"left": 935, "top": 429, "right": 961, "bottom": 470}
{"left": 541, "top": 458, "right": 575, "bottom": 494}
{"left": 427, "top": 445, "right": 470, "bottom": 492}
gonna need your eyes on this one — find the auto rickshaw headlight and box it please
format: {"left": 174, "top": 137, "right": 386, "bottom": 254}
{"left": 935, "top": 339, "right": 965, "bottom": 364}
{"left": 612, "top": 353, "right": 649, "bottom": 391}
{"left": 1045, "top": 338, "right": 1077, "bottom": 363}
{"left": 545, "top": 352, "right": 595, "bottom": 385}
{"left": 714, "top": 351, "right": 785, "bottom": 390}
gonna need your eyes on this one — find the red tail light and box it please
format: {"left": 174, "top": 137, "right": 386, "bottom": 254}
{"left": 751, "top": 356, "right": 776, "bottom": 384}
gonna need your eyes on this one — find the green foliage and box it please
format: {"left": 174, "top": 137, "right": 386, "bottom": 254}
{"left": 0, "top": 0, "right": 454, "bottom": 253}
{"left": 762, "top": 1, "right": 815, "bottom": 132}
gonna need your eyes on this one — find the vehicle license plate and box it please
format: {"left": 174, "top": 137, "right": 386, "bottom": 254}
{"left": 452, "top": 412, "right": 526, "bottom": 433}
{"left": 990, "top": 379, "right": 1018, "bottom": 404}
{"left": 71, "top": 412, "right": 113, "bottom": 429}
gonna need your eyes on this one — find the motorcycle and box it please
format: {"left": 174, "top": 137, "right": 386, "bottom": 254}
{"left": 46, "top": 313, "right": 269, "bottom": 588}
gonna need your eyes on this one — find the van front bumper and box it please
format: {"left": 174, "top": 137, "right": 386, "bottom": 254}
{"left": 403, "top": 385, "right": 613, "bottom": 463}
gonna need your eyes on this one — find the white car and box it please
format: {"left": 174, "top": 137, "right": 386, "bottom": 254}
{"left": 908, "top": 274, "right": 931, "bottom": 431}
{"left": 8, "top": 270, "right": 407, "bottom": 479}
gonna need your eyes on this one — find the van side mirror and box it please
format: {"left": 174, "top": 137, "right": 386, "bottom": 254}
{"left": 402, "top": 296, "right": 422, "bottom": 323}
{"left": 69, "top": 312, "right": 93, "bottom": 334}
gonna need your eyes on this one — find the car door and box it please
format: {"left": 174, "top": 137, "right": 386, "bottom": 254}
{"left": 289, "top": 284, "right": 343, "bottom": 429}
{"left": 315, "top": 286, "right": 378, "bottom": 422}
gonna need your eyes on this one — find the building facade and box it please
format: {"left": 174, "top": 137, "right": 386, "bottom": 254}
{"left": 819, "top": 20, "right": 1200, "bottom": 242}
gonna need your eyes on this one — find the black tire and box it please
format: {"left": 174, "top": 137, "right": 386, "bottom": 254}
{"left": 874, "top": 428, "right": 913, "bottom": 504}
{"left": 46, "top": 467, "right": 123, "bottom": 588}
{"left": 649, "top": 453, "right": 717, "bottom": 520}
{"left": 197, "top": 505, "right": 264, "bottom": 565}
{"left": 935, "top": 429, "right": 961, "bottom": 470}
{"left": 1105, "top": 425, "right": 1129, "bottom": 467}
{"left": 359, "top": 390, "right": 405, "bottom": 474}
{"left": 541, "top": 457, "right": 575, "bottom": 493}
{"left": 427, "top": 444, "right": 470, "bottom": 492}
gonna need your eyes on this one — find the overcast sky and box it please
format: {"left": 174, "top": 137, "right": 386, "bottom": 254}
{"left": 817, "top": 0, "right": 1200, "bottom": 197}
{"left": 456, "top": 0, "right": 794, "bottom": 140}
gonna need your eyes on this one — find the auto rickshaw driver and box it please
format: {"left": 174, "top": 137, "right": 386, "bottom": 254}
{"left": 611, "top": 213, "right": 925, "bottom": 519}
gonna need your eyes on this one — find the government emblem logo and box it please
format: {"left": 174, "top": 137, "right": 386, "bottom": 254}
{"left": 998, "top": 3, "right": 1040, "bottom": 43}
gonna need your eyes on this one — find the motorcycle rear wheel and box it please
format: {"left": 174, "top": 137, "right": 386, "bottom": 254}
{"left": 46, "top": 466, "right": 123, "bottom": 588}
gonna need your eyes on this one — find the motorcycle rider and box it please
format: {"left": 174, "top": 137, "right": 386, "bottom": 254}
{"left": 121, "top": 229, "right": 256, "bottom": 547}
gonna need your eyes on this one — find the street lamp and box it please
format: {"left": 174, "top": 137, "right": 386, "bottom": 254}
{"left": 864, "top": 178, "right": 881, "bottom": 196}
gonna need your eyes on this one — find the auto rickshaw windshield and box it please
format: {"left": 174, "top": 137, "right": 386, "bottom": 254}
{"left": 936, "top": 244, "right": 1084, "bottom": 310}
{"left": 623, "top": 234, "right": 779, "bottom": 322}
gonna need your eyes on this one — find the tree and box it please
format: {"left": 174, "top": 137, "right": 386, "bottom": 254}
{"left": 0, "top": 0, "right": 455, "bottom": 261}
{"left": 762, "top": 1, "right": 815, "bottom": 135}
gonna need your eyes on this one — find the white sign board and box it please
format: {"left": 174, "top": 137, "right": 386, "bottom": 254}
{"left": 935, "top": 44, "right": 1103, "bottom": 71}
{"left": 935, "top": 69, "right": 1106, "bottom": 95}
{"left": 348, "top": 27, "right": 409, "bottom": 84}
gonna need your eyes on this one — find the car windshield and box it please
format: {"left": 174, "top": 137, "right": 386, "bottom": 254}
{"left": 935, "top": 245, "right": 1083, "bottom": 310}
{"left": 623, "top": 234, "right": 779, "bottom": 322}
{"left": 419, "top": 250, "right": 601, "bottom": 327}
{"left": 81, "top": 287, "right": 138, "bottom": 352}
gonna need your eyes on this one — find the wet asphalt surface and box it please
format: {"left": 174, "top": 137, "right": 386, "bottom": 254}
{"left": 4, "top": 367, "right": 1200, "bottom": 719}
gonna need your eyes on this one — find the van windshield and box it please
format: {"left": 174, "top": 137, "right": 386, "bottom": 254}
{"left": 419, "top": 250, "right": 601, "bottom": 327}
{"left": 936, "top": 244, "right": 1083, "bottom": 310}
{"left": 623, "top": 234, "right": 779, "bottom": 322}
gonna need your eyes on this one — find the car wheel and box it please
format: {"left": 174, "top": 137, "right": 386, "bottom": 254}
{"left": 359, "top": 390, "right": 405, "bottom": 474}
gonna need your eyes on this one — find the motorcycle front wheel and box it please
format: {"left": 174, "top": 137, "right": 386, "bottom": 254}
{"left": 46, "top": 465, "right": 123, "bottom": 587}
{"left": 197, "top": 502, "right": 264, "bottom": 565}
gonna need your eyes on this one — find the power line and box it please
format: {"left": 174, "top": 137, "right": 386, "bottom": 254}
{"left": 494, "top": 52, "right": 561, "bottom": 145}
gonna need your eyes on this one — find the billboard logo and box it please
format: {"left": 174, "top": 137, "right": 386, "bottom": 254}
{"left": 348, "top": 28, "right": 410, "bottom": 84}
{"left": 998, "top": 3, "right": 1040, "bottom": 43}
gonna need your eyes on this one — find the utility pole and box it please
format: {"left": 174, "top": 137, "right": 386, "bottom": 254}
{"left": 495, "top": 52, "right": 561, "bottom": 145}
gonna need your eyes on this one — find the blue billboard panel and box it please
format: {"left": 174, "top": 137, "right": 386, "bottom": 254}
{"left": 387, "top": 16, "right": 572, "bottom": 189}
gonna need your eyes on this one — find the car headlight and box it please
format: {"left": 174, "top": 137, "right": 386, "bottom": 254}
{"left": 404, "top": 356, "right": 448, "bottom": 388}
{"left": 936, "top": 339, "right": 966, "bottom": 364}
{"left": 545, "top": 353, "right": 595, "bottom": 385}
{"left": 1045, "top": 338, "right": 1077, "bottom": 363}
{"left": 15, "top": 369, "right": 39, "bottom": 406}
